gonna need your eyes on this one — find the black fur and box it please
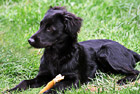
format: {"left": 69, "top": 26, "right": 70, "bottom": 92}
{"left": 9, "top": 6, "right": 140, "bottom": 94}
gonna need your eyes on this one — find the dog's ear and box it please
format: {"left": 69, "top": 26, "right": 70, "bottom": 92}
{"left": 64, "top": 12, "right": 83, "bottom": 41}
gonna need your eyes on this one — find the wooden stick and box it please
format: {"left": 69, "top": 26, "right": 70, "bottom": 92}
{"left": 39, "top": 74, "right": 64, "bottom": 94}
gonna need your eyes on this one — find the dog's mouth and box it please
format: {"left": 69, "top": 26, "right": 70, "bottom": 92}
{"left": 44, "top": 40, "right": 58, "bottom": 47}
{"left": 29, "top": 40, "right": 58, "bottom": 49}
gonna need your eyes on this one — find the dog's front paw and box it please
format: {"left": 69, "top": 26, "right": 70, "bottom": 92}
{"left": 8, "top": 80, "right": 28, "bottom": 92}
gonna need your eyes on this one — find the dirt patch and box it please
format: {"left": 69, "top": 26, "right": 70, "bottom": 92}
{"left": 86, "top": 80, "right": 140, "bottom": 92}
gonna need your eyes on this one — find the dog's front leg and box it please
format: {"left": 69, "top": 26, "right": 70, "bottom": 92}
{"left": 43, "top": 79, "right": 79, "bottom": 94}
{"left": 8, "top": 76, "right": 49, "bottom": 92}
{"left": 8, "top": 80, "right": 30, "bottom": 91}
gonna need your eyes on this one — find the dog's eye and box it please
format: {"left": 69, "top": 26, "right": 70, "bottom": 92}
{"left": 46, "top": 26, "right": 56, "bottom": 32}
{"left": 46, "top": 27, "right": 51, "bottom": 32}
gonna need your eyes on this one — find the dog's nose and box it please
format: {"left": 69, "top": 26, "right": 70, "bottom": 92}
{"left": 28, "top": 38, "right": 35, "bottom": 44}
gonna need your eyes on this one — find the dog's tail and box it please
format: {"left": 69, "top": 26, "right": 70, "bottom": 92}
{"left": 128, "top": 49, "right": 140, "bottom": 62}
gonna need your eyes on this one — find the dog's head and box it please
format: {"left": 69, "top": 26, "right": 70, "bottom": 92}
{"left": 28, "top": 6, "right": 82, "bottom": 48}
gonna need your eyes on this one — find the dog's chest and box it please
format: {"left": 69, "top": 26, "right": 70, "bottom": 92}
{"left": 46, "top": 54, "right": 79, "bottom": 77}
{"left": 45, "top": 55, "right": 73, "bottom": 75}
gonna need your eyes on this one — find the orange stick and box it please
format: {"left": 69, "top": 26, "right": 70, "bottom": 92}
{"left": 39, "top": 74, "right": 64, "bottom": 94}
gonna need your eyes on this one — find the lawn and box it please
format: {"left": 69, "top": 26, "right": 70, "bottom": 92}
{"left": 0, "top": 0, "right": 140, "bottom": 94}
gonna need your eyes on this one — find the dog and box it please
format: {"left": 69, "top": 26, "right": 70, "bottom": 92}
{"left": 9, "top": 6, "right": 140, "bottom": 94}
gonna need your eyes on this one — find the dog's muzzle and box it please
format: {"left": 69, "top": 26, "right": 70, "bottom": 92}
{"left": 28, "top": 38, "right": 35, "bottom": 44}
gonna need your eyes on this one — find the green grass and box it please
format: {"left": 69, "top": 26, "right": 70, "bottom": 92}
{"left": 0, "top": 0, "right": 140, "bottom": 93}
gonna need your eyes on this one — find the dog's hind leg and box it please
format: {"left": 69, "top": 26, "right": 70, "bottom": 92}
{"left": 117, "top": 70, "right": 140, "bottom": 85}
{"left": 96, "top": 42, "right": 140, "bottom": 85}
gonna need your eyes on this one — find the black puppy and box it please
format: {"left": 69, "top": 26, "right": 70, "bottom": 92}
{"left": 9, "top": 6, "right": 140, "bottom": 93}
